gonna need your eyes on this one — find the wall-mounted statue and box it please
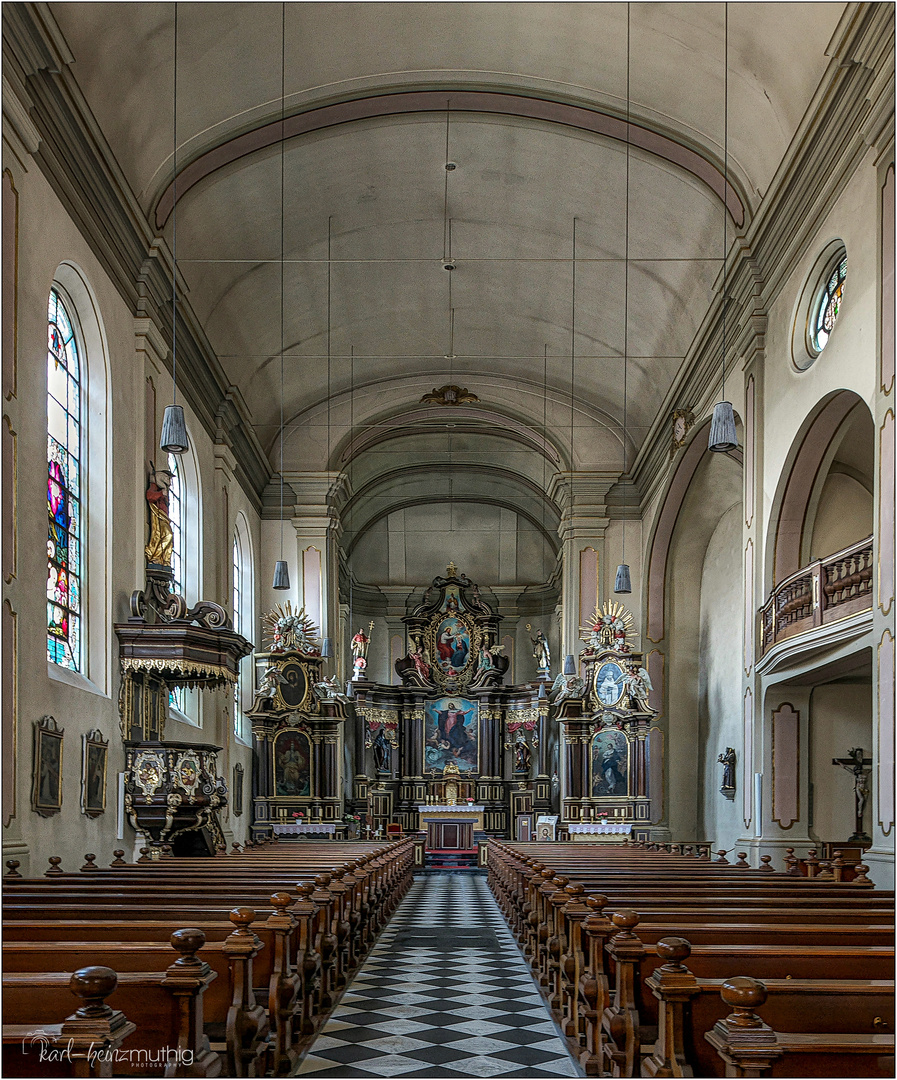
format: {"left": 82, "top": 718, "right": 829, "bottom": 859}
{"left": 718, "top": 747, "right": 736, "bottom": 798}
{"left": 352, "top": 624, "right": 373, "bottom": 679}
{"left": 312, "top": 674, "right": 351, "bottom": 705}
{"left": 622, "top": 662, "right": 653, "bottom": 711}
{"left": 373, "top": 728, "right": 392, "bottom": 774}
{"left": 551, "top": 671, "right": 586, "bottom": 703}
{"left": 144, "top": 464, "right": 174, "bottom": 567}
{"left": 527, "top": 624, "right": 551, "bottom": 674}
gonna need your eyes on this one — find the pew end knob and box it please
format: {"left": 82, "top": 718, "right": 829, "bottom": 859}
{"left": 611, "top": 908, "right": 640, "bottom": 936}
{"left": 657, "top": 936, "right": 692, "bottom": 970}
{"left": 80, "top": 853, "right": 99, "bottom": 872}
{"left": 585, "top": 892, "right": 609, "bottom": 912}
{"left": 734, "top": 852, "right": 750, "bottom": 868}
{"left": 315, "top": 873, "right": 332, "bottom": 887}
{"left": 170, "top": 927, "right": 207, "bottom": 966}
{"left": 713, "top": 849, "right": 730, "bottom": 863}
{"left": 758, "top": 855, "right": 775, "bottom": 872}
{"left": 720, "top": 976, "right": 769, "bottom": 1026}
{"left": 296, "top": 880, "right": 316, "bottom": 898}
{"left": 853, "top": 863, "right": 873, "bottom": 886}
{"left": 5, "top": 859, "right": 22, "bottom": 878}
{"left": 231, "top": 842, "right": 242, "bottom": 854}
{"left": 270, "top": 891, "right": 293, "bottom": 914}
{"left": 110, "top": 850, "right": 127, "bottom": 867}
{"left": 70, "top": 966, "right": 118, "bottom": 1018}
{"left": 46, "top": 856, "right": 64, "bottom": 875}
{"left": 229, "top": 907, "right": 257, "bottom": 934}
{"left": 137, "top": 847, "right": 153, "bottom": 863}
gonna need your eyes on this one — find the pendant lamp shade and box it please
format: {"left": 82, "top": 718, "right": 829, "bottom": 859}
{"left": 537, "top": 680, "right": 547, "bottom": 700}
{"left": 160, "top": 403, "right": 189, "bottom": 454}
{"left": 563, "top": 654, "right": 576, "bottom": 675}
{"left": 272, "top": 560, "right": 290, "bottom": 590}
{"left": 322, "top": 637, "right": 333, "bottom": 659}
{"left": 614, "top": 563, "right": 632, "bottom": 594}
{"left": 708, "top": 400, "right": 738, "bottom": 452}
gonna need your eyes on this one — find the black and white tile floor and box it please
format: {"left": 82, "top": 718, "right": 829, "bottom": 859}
{"left": 294, "top": 873, "right": 582, "bottom": 1078}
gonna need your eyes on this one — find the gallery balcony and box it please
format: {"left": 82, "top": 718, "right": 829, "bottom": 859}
{"left": 759, "top": 536, "right": 874, "bottom": 656}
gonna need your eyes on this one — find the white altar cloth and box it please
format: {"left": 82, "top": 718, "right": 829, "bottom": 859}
{"left": 568, "top": 823, "right": 632, "bottom": 834}
{"left": 416, "top": 805, "right": 484, "bottom": 814}
{"left": 272, "top": 822, "right": 336, "bottom": 835}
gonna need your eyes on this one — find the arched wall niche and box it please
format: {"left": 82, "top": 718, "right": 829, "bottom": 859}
{"left": 645, "top": 416, "right": 744, "bottom": 644}
{"left": 767, "top": 390, "right": 873, "bottom": 589}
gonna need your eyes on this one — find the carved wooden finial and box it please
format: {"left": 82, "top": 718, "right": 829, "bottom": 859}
{"left": 46, "top": 856, "right": 64, "bottom": 875}
{"left": 231, "top": 842, "right": 242, "bottom": 854}
{"left": 853, "top": 863, "right": 873, "bottom": 887}
{"left": 816, "top": 859, "right": 834, "bottom": 880}
{"left": 783, "top": 848, "right": 799, "bottom": 876}
{"left": 585, "top": 892, "right": 609, "bottom": 912}
{"left": 734, "top": 852, "right": 750, "bottom": 869}
{"left": 110, "top": 850, "right": 127, "bottom": 867}
{"left": 161, "top": 844, "right": 174, "bottom": 859}
{"left": 5, "top": 860, "right": 22, "bottom": 878}
{"left": 296, "top": 880, "right": 316, "bottom": 900}
{"left": 80, "top": 854, "right": 99, "bottom": 872}
{"left": 656, "top": 936, "right": 692, "bottom": 971}
{"left": 228, "top": 907, "right": 256, "bottom": 936}
{"left": 610, "top": 909, "right": 640, "bottom": 939}
{"left": 270, "top": 892, "right": 292, "bottom": 915}
{"left": 169, "top": 927, "right": 206, "bottom": 967}
{"left": 70, "top": 966, "right": 118, "bottom": 1018}
{"left": 137, "top": 847, "right": 153, "bottom": 864}
{"left": 719, "top": 976, "right": 769, "bottom": 1028}
{"left": 758, "top": 855, "right": 775, "bottom": 873}
{"left": 714, "top": 849, "right": 730, "bottom": 864}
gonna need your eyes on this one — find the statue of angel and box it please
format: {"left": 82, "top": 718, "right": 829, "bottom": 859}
{"left": 622, "top": 663, "right": 653, "bottom": 708}
{"left": 312, "top": 674, "right": 351, "bottom": 704}
{"left": 550, "top": 671, "right": 586, "bottom": 703}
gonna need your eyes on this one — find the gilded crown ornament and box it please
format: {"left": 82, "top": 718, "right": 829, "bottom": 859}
{"left": 261, "top": 602, "right": 321, "bottom": 654}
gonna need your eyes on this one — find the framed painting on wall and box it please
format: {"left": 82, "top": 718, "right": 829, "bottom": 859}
{"left": 32, "top": 715, "right": 63, "bottom": 817}
{"left": 424, "top": 697, "right": 479, "bottom": 773}
{"left": 273, "top": 729, "right": 311, "bottom": 797}
{"left": 591, "top": 728, "right": 629, "bottom": 797}
{"left": 81, "top": 728, "right": 107, "bottom": 817}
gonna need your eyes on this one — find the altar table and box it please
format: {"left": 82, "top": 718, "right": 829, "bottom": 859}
{"left": 272, "top": 822, "right": 336, "bottom": 836}
{"left": 417, "top": 805, "right": 484, "bottom": 849}
{"left": 568, "top": 823, "right": 632, "bottom": 843}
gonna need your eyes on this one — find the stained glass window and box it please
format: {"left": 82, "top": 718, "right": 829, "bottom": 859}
{"left": 811, "top": 254, "right": 847, "bottom": 354}
{"left": 47, "top": 289, "right": 83, "bottom": 671}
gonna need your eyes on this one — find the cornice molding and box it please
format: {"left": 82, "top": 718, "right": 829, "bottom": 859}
{"left": 3, "top": 2, "right": 272, "bottom": 511}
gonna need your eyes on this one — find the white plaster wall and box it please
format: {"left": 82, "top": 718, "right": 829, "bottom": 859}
{"left": 809, "top": 473, "right": 873, "bottom": 561}
{"left": 2, "top": 143, "right": 260, "bottom": 869}
{"left": 699, "top": 504, "right": 744, "bottom": 852}
{"left": 809, "top": 682, "right": 873, "bottom": 843}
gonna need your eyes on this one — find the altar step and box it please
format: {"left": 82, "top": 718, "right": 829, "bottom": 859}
{"left": 424, "top": 846, "right": 479, "bottom": 870}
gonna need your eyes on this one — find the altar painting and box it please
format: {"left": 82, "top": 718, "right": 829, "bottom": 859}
{"left": 425, "top": 697, "right": 478, "bottom": 773}
{"left": 591, "top": 728, "right": 628, "bottom": 796}
{"left": 273, "top": 730, "right": 311, "bottom": 797}
{"left": 434, "top": 616, "right": 471, "bottom": 676}
{"left": 594, "top": 661, "right": 625, "bottom": 707}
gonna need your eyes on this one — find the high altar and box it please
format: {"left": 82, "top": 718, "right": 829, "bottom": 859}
{"left": 239, "top": 565, "right": 663, "bottom": 845}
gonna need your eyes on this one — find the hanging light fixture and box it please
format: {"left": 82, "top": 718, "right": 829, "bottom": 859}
{"left": 709, "top": 3, "right": 738, "bottom": 453}
{"left": 563, "top": 654, "right": 576, "bottom": 676}
{"left": 614, "top": 4, "right": 632, "bottom": 595}
{"left": 272, "top": 2, "right": 290, "bottom": 590}
{"left": 160, "top": 2, "right": 189, "bottom": 455}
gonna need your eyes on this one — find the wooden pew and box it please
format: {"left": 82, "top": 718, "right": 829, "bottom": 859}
{"left": 2, "top": 966, "right": 137, "bottom": 1079}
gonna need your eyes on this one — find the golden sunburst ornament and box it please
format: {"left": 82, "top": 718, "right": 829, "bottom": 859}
{"left": 579, "top": 600, "right": 634, "bottom": 650}
{"left": 262, "top": 601, "right": 321, "bottom": 654}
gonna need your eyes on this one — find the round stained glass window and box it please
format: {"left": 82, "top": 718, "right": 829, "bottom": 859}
{"left": 810, "top": 253, "right": 847, "bottom": 355}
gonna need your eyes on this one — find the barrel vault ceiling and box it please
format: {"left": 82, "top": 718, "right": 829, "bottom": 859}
{"left": 49, "top": 2, "right": 847, "bottom": 557}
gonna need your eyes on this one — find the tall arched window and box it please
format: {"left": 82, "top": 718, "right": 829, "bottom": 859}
{"left": 167, "top": 452, "right": 184, "bottom": 594}
{"left": 47, "top": 288, "right": 83, "bottom": 671}
{"left": 232, "top": 516, "right": 254, "bottom": 742}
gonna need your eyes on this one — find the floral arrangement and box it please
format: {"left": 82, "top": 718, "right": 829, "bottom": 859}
{"left": 291, "top": 810, "right": 305, "bottom": 819}
{"left": 343, "top": 814, "right": 361, "bottom": 823}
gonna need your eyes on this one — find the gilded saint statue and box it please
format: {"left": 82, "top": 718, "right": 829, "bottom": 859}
{"left": 144, "top": 465, "right": 174, "bottom": 567}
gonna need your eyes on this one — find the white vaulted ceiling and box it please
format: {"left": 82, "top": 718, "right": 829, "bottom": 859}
{"left": 50, "top": 2, "right": 846, "bottom": 557}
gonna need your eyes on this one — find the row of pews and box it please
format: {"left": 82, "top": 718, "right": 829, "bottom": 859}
{"left": 2, "top": 838, "right": 414, "bottom": 1077}
{"left": 488, "top": 839, "right": 895, "bottom": 1078}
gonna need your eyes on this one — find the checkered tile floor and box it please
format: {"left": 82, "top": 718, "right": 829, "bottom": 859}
{"left": 293, "top": 873, "right": 582, "bottom": 1077}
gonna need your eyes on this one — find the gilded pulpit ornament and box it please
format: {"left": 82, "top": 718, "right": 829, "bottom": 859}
{"left": 420, "top": 384, "right": 479, "bottom": 406}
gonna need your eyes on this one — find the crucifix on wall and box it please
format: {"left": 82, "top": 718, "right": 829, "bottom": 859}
{"left": 831, "top": 747, "right": 873, "bottom": 844}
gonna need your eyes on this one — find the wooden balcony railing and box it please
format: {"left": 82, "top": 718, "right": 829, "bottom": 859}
{"left": 760, "top": 536, "right": 874, "bottom": 656}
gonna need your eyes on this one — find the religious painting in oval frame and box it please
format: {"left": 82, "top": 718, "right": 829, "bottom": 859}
{"left": 424, "top": 696, "right": 479, "bottom": 774}
{"left": 594, "top": 661, "right": 625, "bottom": 708}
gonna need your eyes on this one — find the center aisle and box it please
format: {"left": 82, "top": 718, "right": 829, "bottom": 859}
{"left": 294, "top": 872, "right": 582, "bottom": 1077}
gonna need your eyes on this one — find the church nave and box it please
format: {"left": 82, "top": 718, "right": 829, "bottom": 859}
{"left": 294, "top": 873, "right": 581, "bottom": 1078}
